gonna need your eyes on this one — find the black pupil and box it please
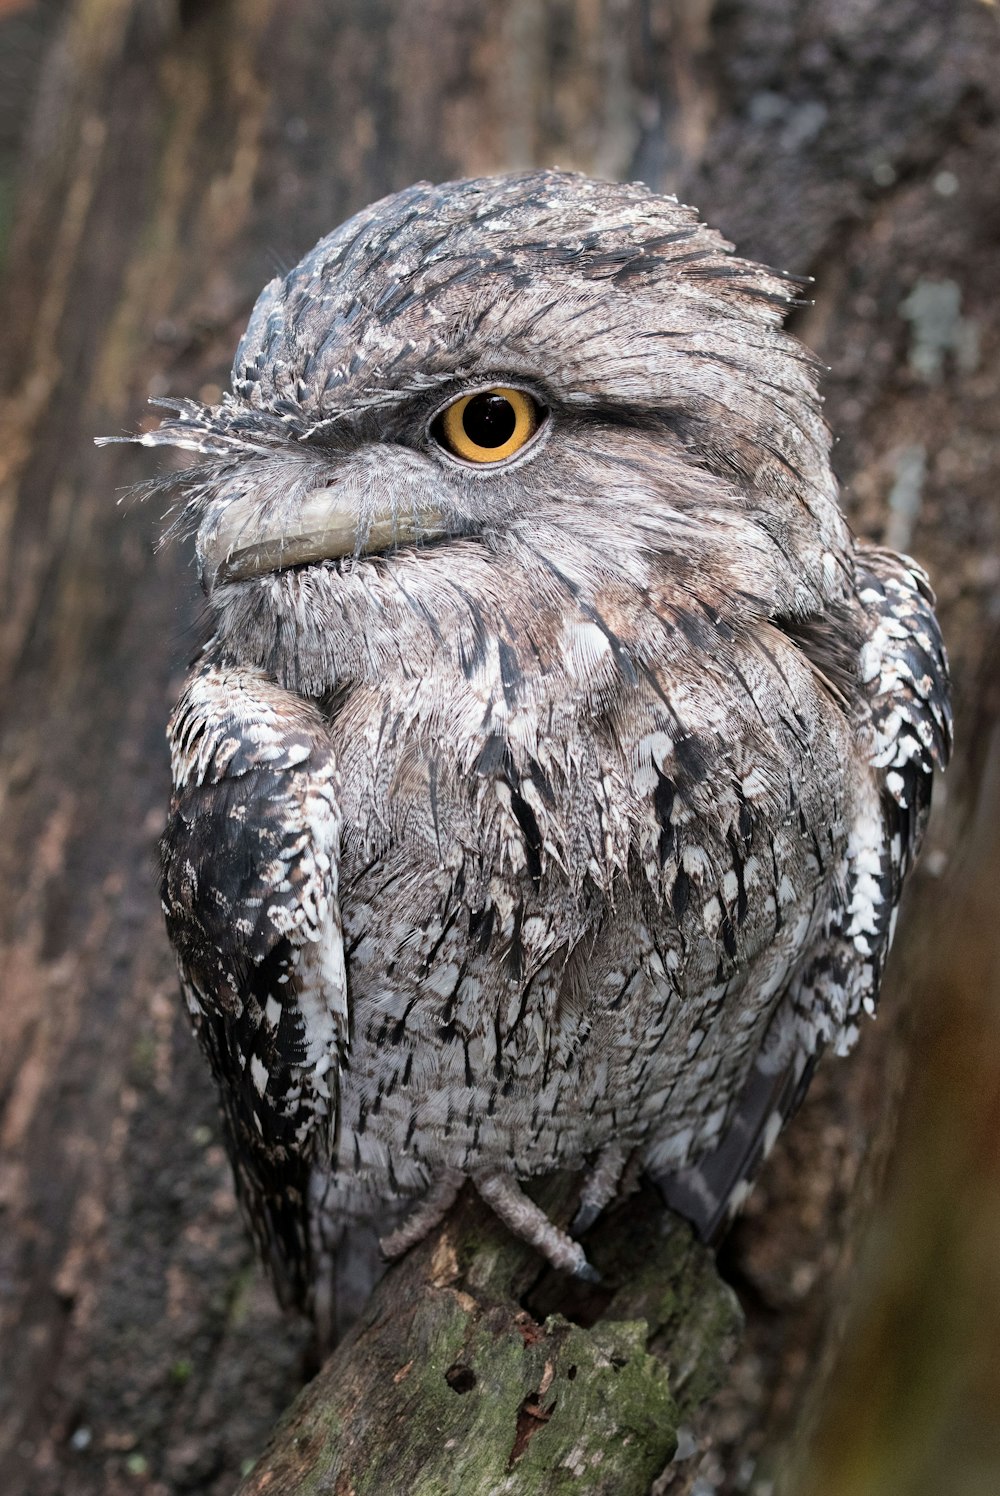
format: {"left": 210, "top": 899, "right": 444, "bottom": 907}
{"left": 462, "top": 392, "right": 518, "bottom": 448}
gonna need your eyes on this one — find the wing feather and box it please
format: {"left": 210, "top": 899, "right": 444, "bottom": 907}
{"left": 161, "top": 655, "right": 345, "bottom": 1310}
{"left": 660, "top": 545, "right": 951, "bottom": 1240}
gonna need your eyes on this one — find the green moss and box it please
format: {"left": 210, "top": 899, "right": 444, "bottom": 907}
{"left": 238, "top": 1197, "right": 738, "bottom": 1496}
{"left": 297, "top": 1295, "right": 676, "bottom": 1496}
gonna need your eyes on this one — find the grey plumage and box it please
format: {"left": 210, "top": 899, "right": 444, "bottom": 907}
{"left": 124, "top": 171, "right": 950, "bottom": 1332}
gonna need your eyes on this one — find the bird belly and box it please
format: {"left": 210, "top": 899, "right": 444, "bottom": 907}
{"left": 323, "top": 860, "right": 832, "bottom": 1213}
{"left": 320, "top": 625, "right": 858, "bottom": 1221}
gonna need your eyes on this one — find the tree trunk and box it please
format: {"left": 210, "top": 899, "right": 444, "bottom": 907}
{"left": 0, "top": 2, "right": 996, "bottom": 1493}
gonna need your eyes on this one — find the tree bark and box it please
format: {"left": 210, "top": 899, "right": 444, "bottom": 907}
{"left": 232, "top": 1181, "right": 741, "bottom": 1496}
{"left": 0, "top": 2, "right": 996, "bottom": 1494}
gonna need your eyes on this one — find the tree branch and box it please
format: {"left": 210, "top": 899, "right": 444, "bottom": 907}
{"left": 236, "top": 1183, "right": 740, "bottom": 1496}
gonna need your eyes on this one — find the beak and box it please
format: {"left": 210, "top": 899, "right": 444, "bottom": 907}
{"left": 201, "top": 486, "right": 451, "bottom": 586}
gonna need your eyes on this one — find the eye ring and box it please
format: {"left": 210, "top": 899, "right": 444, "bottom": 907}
{"left": 433, "top": 386, "right": 542, "bottom": 465}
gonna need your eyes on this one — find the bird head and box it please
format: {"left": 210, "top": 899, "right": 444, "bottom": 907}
{"left": 114, "top": 172, "right": 851, "bottom": 695}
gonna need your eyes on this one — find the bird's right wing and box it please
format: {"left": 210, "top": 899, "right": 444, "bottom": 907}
{"left": 160, "top": 655, "right": 346, "bottom": 1312}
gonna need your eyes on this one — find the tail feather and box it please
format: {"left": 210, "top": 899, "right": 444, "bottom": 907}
{"left": 652, "top": 1046, "right": 818, "bottom": 1245}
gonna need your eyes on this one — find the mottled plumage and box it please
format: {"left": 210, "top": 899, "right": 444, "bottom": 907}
{"left": 124, "top": 172, "right": 950, "bottom": 1331}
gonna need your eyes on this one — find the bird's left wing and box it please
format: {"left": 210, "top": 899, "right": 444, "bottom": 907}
{"left": 160, "top": 655, "right": 346, "bottom": 1311}
{"left": 660, "top": 547, "right": 951, "bottom": 1240}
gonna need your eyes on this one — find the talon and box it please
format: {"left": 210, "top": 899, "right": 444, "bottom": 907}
{"left": 570, "top": 1200, "right": 601, "bottom": 1235}
{"left": 572, "top": 1141, "right": 628, "bottom": 1237}
{"left": 572, "top": 1258, "right": 602, "bottom": 1285}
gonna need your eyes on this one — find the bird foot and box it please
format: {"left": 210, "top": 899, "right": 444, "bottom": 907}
{"left": 570, "top": 1141, "right": 629, "bottom": 1235}
{"left": 473, "top": 1169, "right": 601, "bottom": 1281}
{"left": 379, "top": 1169, "right": 465, "bottom": 1260}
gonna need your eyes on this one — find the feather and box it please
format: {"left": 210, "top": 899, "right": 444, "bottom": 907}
{"left": 161, "top": 655, "right": 345, "bottom": 1311}
{"left": 116, "top": 171, "right": 953, "bottom": 1331}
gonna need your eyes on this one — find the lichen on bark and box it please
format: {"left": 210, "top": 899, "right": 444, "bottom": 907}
{"left": 236, "top": 1183, "right": 741, "bottom": 1496}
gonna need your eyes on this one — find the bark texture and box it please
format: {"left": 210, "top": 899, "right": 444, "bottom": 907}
{"left": 0, "top": 2, "right": 997, "bottom": 1494}
{"left": 235, "top": 1182, "right": 740, "bottom": 1496}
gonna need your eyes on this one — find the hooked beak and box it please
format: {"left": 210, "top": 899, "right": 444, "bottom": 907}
{"left": 201, "top": 487, "right": 451, "bottom": 586}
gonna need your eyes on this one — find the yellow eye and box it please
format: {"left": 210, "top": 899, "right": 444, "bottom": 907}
{"left": 436, "top": 386, "right": 541, "bottom": 464}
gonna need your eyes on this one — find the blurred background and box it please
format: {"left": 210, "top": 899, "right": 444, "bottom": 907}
{"left": 0, "top": 2, "right": 997, "bottom": 1493}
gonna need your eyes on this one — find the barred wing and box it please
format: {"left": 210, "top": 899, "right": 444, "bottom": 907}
{"left": 661, "top": 546, "right": 951, "bottom": 1240}
{"left": 161, "top": 656, "right": 345, "bottom": 1311}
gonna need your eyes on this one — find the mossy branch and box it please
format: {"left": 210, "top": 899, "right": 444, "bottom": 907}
{"left": 236, "top": 1182, "right": 741, "bottom": 1496}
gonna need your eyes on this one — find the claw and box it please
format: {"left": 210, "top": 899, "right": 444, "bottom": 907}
{"left": 572, "top": 1141, "right": 628, "bottom": 1238}
{"left": 572, "top": 1258, "right": 603, "bottom": 1285}
{"left": 570, "top": 1199, "right": 602, "bottom": 1235}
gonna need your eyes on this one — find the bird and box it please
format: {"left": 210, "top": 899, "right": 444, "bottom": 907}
{"left": 120, "top": 170, "right": 952, "bottom": 1336}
